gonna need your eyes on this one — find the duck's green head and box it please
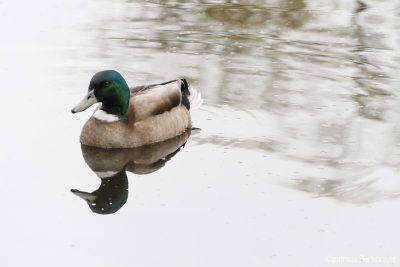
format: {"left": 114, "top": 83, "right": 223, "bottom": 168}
{"left": 71, "top": 70, "right": 130, "bottom": 121}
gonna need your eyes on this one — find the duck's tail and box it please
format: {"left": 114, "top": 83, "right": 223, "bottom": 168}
{"left": 180, "top": 78, "right": 203, "bottom": 111}
{"left": 188, "top": 87, "right": 203, "bottom": 111}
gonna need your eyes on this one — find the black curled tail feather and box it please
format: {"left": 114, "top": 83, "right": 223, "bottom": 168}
{"left": 180, "top": 78, "right": 191, "bottom": 110}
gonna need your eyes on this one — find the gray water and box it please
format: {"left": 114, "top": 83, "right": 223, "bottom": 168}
{"left": 1, "top": 0, "right": 400, "bottom": 266}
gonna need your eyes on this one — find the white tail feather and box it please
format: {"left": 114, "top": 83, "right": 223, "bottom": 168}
{"left": 188, "top": 87, "right": 203, "bottom": 111}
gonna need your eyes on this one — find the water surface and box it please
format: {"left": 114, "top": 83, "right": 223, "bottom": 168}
{"left": 1, "top": 0, "right": 400, "bottom": 266}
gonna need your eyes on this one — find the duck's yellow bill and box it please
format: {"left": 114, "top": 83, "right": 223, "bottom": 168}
{"left": 71, "top": 89, "right": 97, "bottom": 113}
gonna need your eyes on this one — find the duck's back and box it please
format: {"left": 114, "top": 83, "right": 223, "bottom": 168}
{"left": 131, "top": 79, "right": 184, "bottom": 121}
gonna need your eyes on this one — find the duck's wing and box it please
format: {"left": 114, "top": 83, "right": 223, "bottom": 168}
{"left": 129, "top": 84, "right": 156, "bottom": 94}
{"left": 130, "top": 79, "right": 184, "bottom": 121}
{"left": 129, "top": 80, "right": 178, "bottom": 94}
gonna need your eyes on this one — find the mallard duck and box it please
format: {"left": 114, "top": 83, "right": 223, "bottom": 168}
{"left": 71, "top": 70, "right": 202, "bottom": 148}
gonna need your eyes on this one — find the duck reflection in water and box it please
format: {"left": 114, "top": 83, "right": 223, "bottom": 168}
{"left": 71, "top": 130, "right": 191, "bottom": 214}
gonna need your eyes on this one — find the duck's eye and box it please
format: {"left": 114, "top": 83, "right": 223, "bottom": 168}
{"left": 103, "top": 81, "right": 110, "bottom": 87}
